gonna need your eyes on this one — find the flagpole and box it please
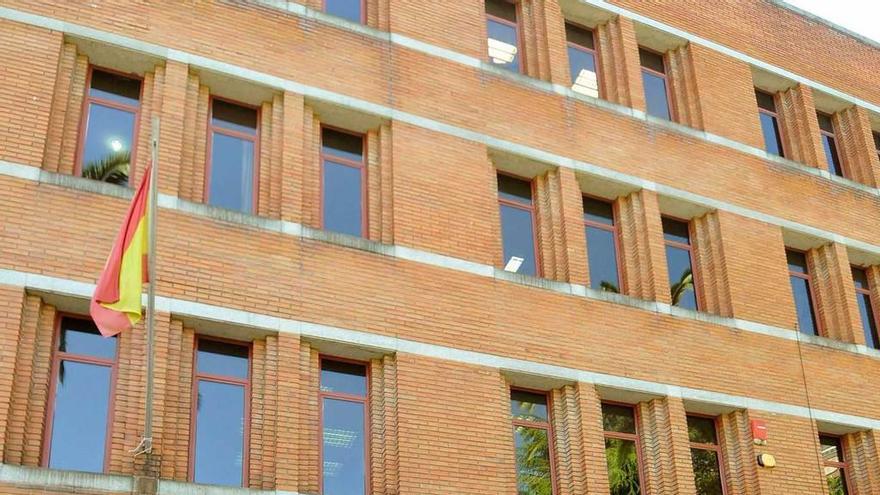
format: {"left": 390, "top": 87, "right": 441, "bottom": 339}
{"left": 142, "top": 117, "right": 160, "bottom": 455}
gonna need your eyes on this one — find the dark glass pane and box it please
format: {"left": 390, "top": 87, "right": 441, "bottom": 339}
{"left": 323, "top": 398, "right": 366, "bottom": 495}
{"left": 197, "top": 339, "right": 249, "bottom": 379}
{"left": 510, "top": 389, "right": 549, "bottom": 422}
{"left": 786, "top": 250, "right": 808, "bottom": 274}
{"left": 212, "top": 100, "right": 257, "bottom": 135}
{"left": 642, "top": 72, "right": 671, "bottom": 120}
{"left": 686, "top": 416, "right": 718, "bottom": 444}
{"left": 666, "top": 246, "right": 697, "bottom": 310}
{"left": 605, "top": 437, "right": 641, "bottom": 495}
{"left": 790, "top": 276, "right": 819, "bottom": 335}
{"left": 81, "top": 103, "right": 135, "bottom": 185}
{"left": 820, "top": 435, "right": 843, "bottom": 463}
{"left": 583, "top": 197, "right": 614, "bottom": 226}
{"left": 322, "top": 128, "right": 364, "bottom": 162}
{"left": 514, "top": 425, "right": 552, "bottom": 495}
{"left": 323, "top": 160, "right": 364, "bottom": 237}
{"left": 602, "top": 404, "right": 636, "bottom": 434}
{"left": 857, "top": 293, "right": 879, "bottom": 349}
{"left": 325, "top": 0, "right": 362, "bottom": 23}
{"left": 873, "top": 131, "right": 880, "bottom": 154}
{"left": 852, "top": 267, "right": 869, "bottom": 289}
{"left": 487, "top": 18, "right": 520, "bottom": 72}
{"left": 826, "top": 467, "right": 849, "bottom": 495}
{"left": 500, "top": 204, "right": 538, "bottom": 276}
{"left": 89, "top": 70, "right": 141, "bottom": 106}
{"left": 638, "top": 48, "right": 665, "bottom": 73}
{"left": 48, "top": 361, "right": 112, "bottom": 473}
{"left": 755, "top": 90, "right": 776, "bottom": 112}
{"left": 817, "top": 113, "right": 835, "bottom": 133}
{"left": 58, "top": 318, "right": 117, "bottom": 359}
{"left": 209, "top": 133, "right": 254, "bottom": 213}
{"left": 321, "top": 360, "right": 367, "bottom": 396}
{"left": 691, "top": 449, "right": 724, "bottom": 495}
{"left": 486, "top": 0, "right": 517, "bottom": 22}
{"left": 821, "top": 134, "right": 844, "bottom": 176}
{"left": 662, "top": 218, "right": 690, "bottom": 244}
{"left": 568, "top": 46, "right": 599, "bottom": 97}
{"left": 565, "top": 23, "right": 595, "bottom": 49}
{"left": 759, "top": 112, "right": 785, "bottom": 157}
{"left": 586, "top": 226, "right": 621, "bottom": 293}
{"left": 193, "top": 380, "right": 245, "bottom": 486}
{"left": 498, "top": 174, "right": 533, "bottom": 204}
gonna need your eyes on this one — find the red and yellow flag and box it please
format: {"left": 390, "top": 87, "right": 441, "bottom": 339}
{"left": 90, "top": 165, "right": 152, "bottom": 337}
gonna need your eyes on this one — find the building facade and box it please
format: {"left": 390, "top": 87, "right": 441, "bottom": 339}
{"left": 0, "top": 0, "right": 879, "bottom": 494}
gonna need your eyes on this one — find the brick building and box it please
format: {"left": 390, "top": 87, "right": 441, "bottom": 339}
{"left": 0, "top": 0, "right": 879, "bottom": 494}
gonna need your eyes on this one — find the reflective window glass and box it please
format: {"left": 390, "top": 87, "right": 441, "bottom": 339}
{"left": 193, "top": 380, "right": 246, "bottom": 486}
{"left": 852, "top": 267, "right": 879, "bottom": 349}
{"left": 510, "top": 389, "right": 549, "bottom": 422}
{"left": 587, "top": 227, "right": 620, "bottom": 292}
{"left": 755, "top": 90, "right": 776, "bottom": 112}
{"left": 663, "top": 219, "right": 696, "bottom": 310}
{"left": 602, "top": 404, "right": 636, "bottom": 434}
{"left": 323, "top": 128, "right": 364, "bottom": 162}
{"left": 686, "top": 416, "right": 718, "bottom": 444}
{"left": 212, "top": 99, "right": 258, "bottom": 135}
{"left": 58, "top": 318, "right": 117, "bottom": 359}
{"left": 89, "top": 69, "right": 141, "bottom": 106}
{"left": 325, "top": 0, "right": 363, "bottom": 23}
{"left": 208, "top": 132, "right": 255, "bottom": 212}
{"left": 643, "top": 72, "right": 671, "bottom": 120}
{"left": 687, "top": 416, "right": 724, "bottom": 495}
{"left": 197, "top": 339, "right": 249, "bottom": 379}
{"left": 787, "top": 250, "right": 818, "bottom": 336}
{"left": 759, "top": 111, "right": 784, "bottom": 157}
{"left": 821, "top": 133, "right": 843, "bottom": 176}
{"left": 323, "top": 398, "right": 367, "bottom": 495}
{"left": 514, "top": 426, "right": 552, "bottom": 495}
{"left": 500, "top": 203, "right": 538, "bottom": 276}
{"left": 323, "top": 161, "right": 363, "bottom": 236}
{"left": 566, "top": 24, "right": 598, "bottom": 98}
{"left": 605, "top": 437, "right": 641, "bottom": 495}
{"left": 638, "top": 48, "right": 665, "bottom": 73}
{"left": 486, "top": 0, "right": 520, "bottom": 72}
{"left": 80, "top": 70, "right": 141, "bottom": 186}
{"left": 321, "top": 360, "right": 368, "bottom": 396}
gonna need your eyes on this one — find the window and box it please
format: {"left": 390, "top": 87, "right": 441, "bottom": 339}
{"left": 662, "top": 217, "right": 698, "bottom": 310}
{"left": 820, "top": 435, "right": 851, "bottom": 495}
{"left": 324, "top": 0, "right": 364, "bottom": 23}
{"left": 498, "top": 173, "right": 539, "bottom": 276}
{"left": 583, "top": 197, "right": 622, "bottom": 293}
{"left": 873, "top": 131, "right": 880, "bottom": 163}
{"left": 206, "top": 98, "right": 259, "bottom": 213}
{"left": 817, "top": 112, "right": 844, "bottom": 177}
{"left": 191, "top": 338, "right": 250, "bottom": 486}
{"left": 566, "top": 23, "right": 599, "bottom": 98}
{"left": 602, "top": 403, "right": 644, "bottom": 495}
{"left": 755, "top": 90, "right": 785, "bottom": 157}
{"left": 639, "top": 48, "right": 671, "bottom": 120}
{"left": 786, "top": 250, "right": 820, "bottom": 336}
{"left": 486, "top": 0, "right": 521, "bottom": 73}
{"left": 852, "top": 267, "right": 879, "bottom": 349}
{"left": 44, "top": 317, "right": 118, "bottom": 473}
{"left": 78, "top": 68, "right": 142, "bottom": 185}
{"left": 687, "top": 415, "right": 725, "bottom": 495}
{"left": 510, "top": 389, "right": 556, "bottom": 495}
{"left": 321, "top": 128, "right": 366, "bottom": 237}
{"left": 320, "top": 358, "right": 369, "bottom": 495}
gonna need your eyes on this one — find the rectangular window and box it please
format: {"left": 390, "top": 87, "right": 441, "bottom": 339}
{"left": 566, "top": 23, "right": 599, "bottom": 98}
{"left": 498, "top": 173, "right": 539, "bottom": 276}
{"left": 687, "top": 415, "right": 725, "bottom": 495}
{"left": 321, "top": 127, "right": 366, "bottom": 237}
{"left": 852, "top": 267, "right": 879, "bottom": 349}
{"left": 787, "top": 249, "right": 820, "bottom": 336}
{"left": 584, "top": 196, "right": 622, "bottom": 293}
{"left": 324, "top": 0, "right": 364, "bottom": 23}
{"left": 44, "top": 317, "right": 118, "bottom": 473}
{"left": 602, "top": 403, "right": 643, "bottom": 495}
{"left": 486, "top": 0, "right": 521, "bottom": 73}
{"left": 820, "top": 434, "right": 851, "bottom": 495}
{"left": 320, "top": 358, "right": 369, "bottom": 495}
{"left": 191, "top": 338, "right": 250, "bottom": 486}
{"left": 207, "top": 98, "right": 259, "bottom": 213}
{"left": 662, "top": 217, "right": 698, "bottom": 310}
{"left": 78, "top": 67, "right": 142, "bottom": 186}
{"left": 639, "top": 48, "right": 671, "bottom": 121}
{"left": 817, "top": 112, "right": 844, "bottom": 177}
{"left": 756, "top": 89, "right": 785, "bottom": 157}
{"left": 510, "top": 389, "right": 556, "bottom": 495}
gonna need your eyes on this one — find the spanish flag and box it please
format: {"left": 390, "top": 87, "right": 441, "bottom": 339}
{"left": 90, "top": 164, "right": 152, "bottom": 337}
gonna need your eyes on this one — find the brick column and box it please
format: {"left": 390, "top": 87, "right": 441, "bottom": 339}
{"left": 550, "top": 383, "right": 608, "bottom": 494}
{"left": 595, "top": 15, "right": 645, "bottom": 112}
{"left": 274, "top": 333, "right": 301, "bottom": 491}
{"left": 279, "top": 92, "right": 306, "bottom": 224}
{"left": 535, "top": 168, "right": 588, "bottom": 284}
{"left": 153, "top": 60, "right": 190, "bottom": 197}
{"left": 617, "top": 189, "right": 670, "bottom": 303}
{"left": 301, "top": 105, "right": 323, "bottom": 231}
{"left": 666, "top": 44, "right": 704, "bottom": 130}
{"left": 177, "top": 73, "right": 209, "bottom": 204}
{"left": 835, "top": 105, "right": 880, "bottom": 187}
{"left": 370, "top": 354, "right": 400, "bottom": 495}
{"left": 258, "top": 94, "right": 284, "bottom": 219}
{"left": 845, "top": 430, "right": 880, "bottom": 495}
{"left": 718, "top": 410, "right": 760, "bottom": 495}
{"left": 367, "top": 123, "right": 394, "bottom": 244}
{"left": 155, "top": 320, "right": 193, "bottom": 481}
{"left": 297, "top": 343, "right": 321, "bottom": 494}
{"left": 691, "top": 211, "right": 733, "bottom": 317}
{"left": 809, "top": 243, "right": 863, "bottom": 345}
{"left": 777, "top": 84, "right": 825, "bottom": 169}
{"left": 367, "top": 0, "right": 391, "bottom": 30}
{"left": 0, "top": 286, "right": 27, "bottom": 463}
{"left": 637, "top": 397, "right": 697, "bottom": 495}
{"left": 520, "top": 0, "right": 569, "bottom": 84}
{"left": 42, "top": 42, "right": 87, "bottom": 174}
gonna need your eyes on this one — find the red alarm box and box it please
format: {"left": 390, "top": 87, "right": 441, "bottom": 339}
{"left": 751, "top": 419, "right": 768, "bottom": 443}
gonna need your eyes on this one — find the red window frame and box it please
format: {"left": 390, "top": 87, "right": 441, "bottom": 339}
{"left": 497, "top": 171, "right": 542, "bottom": 277}
{"left": 686, "top": 414, "right": 728, "bottom": 495}
{"left": 787, "top": 248, "right": 823, "bottom": 336}
{"left": 188, "top": 335, "right": 253, "bottom": 486}
{"left": 817, "top": 111, "right": 846, "bottom": 177}
{"left": 852, "top": 265, "right": 880, "bottom": 348}
{"left": 755, "top": 89, "right": 788, "bottom": 158}
{"left": 321, "top": 0, "right": 367, "bottom": 24}
{"left": 319, "top": 125, "right": 369, "bottom": 237}
{"left": 583, "top": 194, "right": 624, "bottom": 293}
{"left": 662, "top": 216, "right": 701, "bottom": 310}
{"left": 318, "top": 355, "right": 371, "bottom": 495}
{"left": 819, "top": 434, "right": 853, "bottom": 495}
{"left": 510, "top": 387, "right": 558, "bottom": 495}
{"left": 601, "top": 401, "right": 646, "bottom": 493}
{"left": 74, "top": 65, "right": 144, "bottom": 182}
{"left": 204, "top": 95, "right": 261, "bottom": 212}
{"left": 565, "top": 22, "right": 602, "bottom": 98}
{"left": 638, "top": 46, "right": 676, "bottom": 122}
{"left": 872, "top": 131, "right": 880, "bottom": 163}
{"left": 41, "top": 313, "right": 119, "bottom": 473}
{"left": 485, "top": 0, "right": 524, "bottom": 74}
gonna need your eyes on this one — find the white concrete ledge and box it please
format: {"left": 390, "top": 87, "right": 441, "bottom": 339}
{"left": 0, "top": 463, "right": 133, "bottom": 493}
{"left": 159, "top": 479, "right": 300, "bottom": 495}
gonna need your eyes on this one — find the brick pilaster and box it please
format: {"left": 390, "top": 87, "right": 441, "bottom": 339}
{"left": 280, "top": 92, "right": 306, "bottom": 224}
{"left": 370, "top": 354, "right": 400, "bottom": 495}
{"left": 274, "top": 333, "right": 300, "bottom": 491}
{"left": 845, "top": 430, "right": 880, "bottom": 495}
{"left": 0, "top": 286, "right": 27, "bottom": 464}
{"left": 777, "top": 84, "right": 825, "bottom": 169}
{"left": 552, "top": 383, "right": 608, "bottom": 495}
{"left": 637, "top": 397, "right": 697, "bottom": 495}
{"left": 301, "top": 105, "right": 322, "bottom": 231}
{"left": 367, "top": 123, "right": 394, "bottom": 244}
{"left": 297, "top": 344, "right": 320, "bottom": 494}
{"left": 258, "top": 94, "right": 285, "bottom": 219}
{"left": 809, "top": 243, "right": 863, "bottom": 344}
{"left": 155, "top": 320, "right": 193, "bottom": 481}
{"left": 177, "top": 73, "right": 209, "bottom": 204}
{"left": 718, "top": 410, "right": 760, "bottom": 495}
{"left": 535, "top": 168, "right": 588, "bottom": 284}
{"left": 520, "top": 0, "right": 568, "bottom": 84}
{"left": 666, "top": 44, "right": 704, "bottom": 130}
{"left": 595, "top": 15, "right": 645, "bottom": 112}
{"left": 151, "top": 61, "right": 189, "bottom": 197}
{"left": 692, "top": 211, "right": 733, "bottom": 317}
{"left": 617, "top": 189, "right": 670, "bottom": 303}
{"left": 42, "top": 43, "right": 83, "bottom": 174}
{"left": 835, "top": 105, "right": 880, "bottom": 187}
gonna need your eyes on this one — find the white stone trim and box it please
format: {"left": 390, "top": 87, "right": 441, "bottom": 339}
{"left": 0, "top": 463, "right": 133, "bottom": 493}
